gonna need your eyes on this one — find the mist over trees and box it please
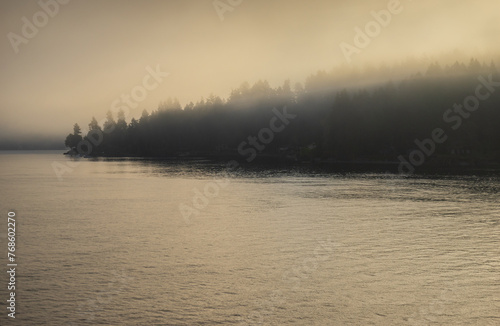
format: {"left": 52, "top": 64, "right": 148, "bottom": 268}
{"left": 65, "top": 59, "right": 500, "bottom": 167}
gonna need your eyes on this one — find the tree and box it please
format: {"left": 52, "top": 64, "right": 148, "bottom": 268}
{"left": 139, "top": 109, "right": 149, "bottom": 124}
{"left": 88, "top": 117, "right": 101, "bottom": 131}
{"left": 84, "top": 117, "right": 103, "bottom": 154}
{"left": 116, "top": 109, "right": 127, "bottom": 131}
{"left": 103, "top": 110, "right": 116, "bottom": 133}
{"left": 64, "top": 123, "right": 83, "bottom": 150}
{"left": 184, "top": 102, "right": 194, "bottom": 111}
{"left": 73, "top": 123, "right": 81, "bottom": 136}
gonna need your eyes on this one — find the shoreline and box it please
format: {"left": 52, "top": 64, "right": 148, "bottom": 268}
{"left": 62, "top": 151, "right": 500, "bottom": 175}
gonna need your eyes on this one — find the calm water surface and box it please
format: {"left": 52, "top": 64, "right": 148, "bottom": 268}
{"left": 0, "top": 151, "right": 499, "bottom": 325}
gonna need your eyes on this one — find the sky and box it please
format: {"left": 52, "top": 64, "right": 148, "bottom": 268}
{"left": 0, "top": 0, "right": 499, "bottom": 142}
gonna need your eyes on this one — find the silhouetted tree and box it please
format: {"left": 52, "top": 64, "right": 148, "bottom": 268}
{"left": 64, "top": 123, "right": 83, "bottom": 150}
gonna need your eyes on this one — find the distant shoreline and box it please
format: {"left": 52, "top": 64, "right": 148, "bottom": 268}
{"left": 60, "top": 150, "right": 500, "bottom": 175}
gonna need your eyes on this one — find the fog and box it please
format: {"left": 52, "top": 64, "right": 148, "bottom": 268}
{"left": 1, "top": 0, "right": 499, "bottom": 144}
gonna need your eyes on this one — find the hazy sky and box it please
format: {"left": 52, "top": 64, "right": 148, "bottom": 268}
{"left": 1, "top": 0, "right": 499, "bottom": 139}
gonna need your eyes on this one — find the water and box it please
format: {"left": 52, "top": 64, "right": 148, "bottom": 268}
{"left": 0, "top": 151, "right": 499, "bottom": 325}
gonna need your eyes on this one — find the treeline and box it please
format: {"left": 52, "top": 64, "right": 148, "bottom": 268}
{"left": 65, "top": 59, "right": 500, "bottom": 165}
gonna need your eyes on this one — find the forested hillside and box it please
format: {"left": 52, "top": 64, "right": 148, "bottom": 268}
{"left": 65, "top": 60, "right": 500, "bottom": 167}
